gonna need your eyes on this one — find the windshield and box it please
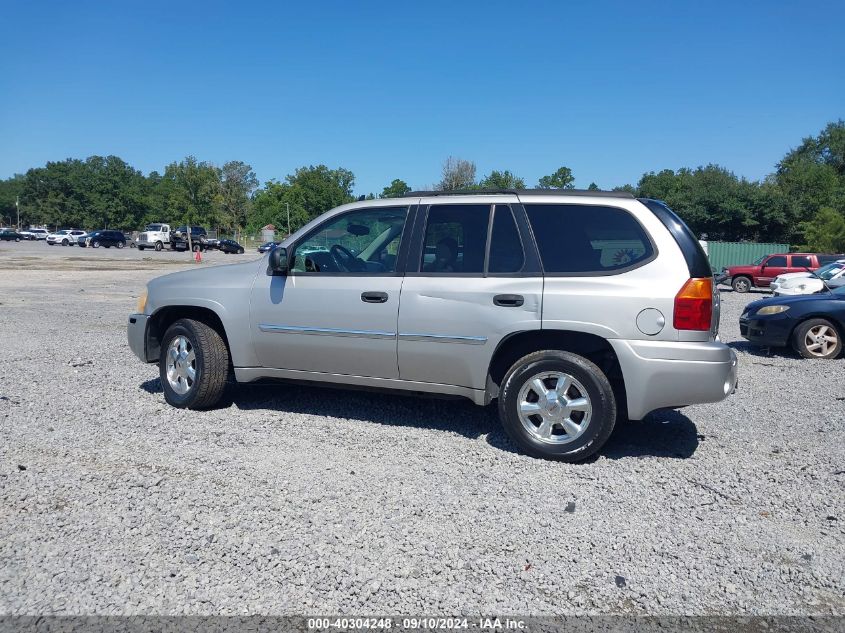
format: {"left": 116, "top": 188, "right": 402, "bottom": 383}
{"left": 817, "top": 262, "right": 845, "bottom": 280}
{"left": 145, "top": 224, "right": 162, "bottom": 231}
{"left": 752, "top": 254, "right": 767, "bottom": 265}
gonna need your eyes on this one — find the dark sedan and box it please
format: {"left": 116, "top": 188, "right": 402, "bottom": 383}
{"left": 257, "top": 241, "right": 280, "bottom": 253}
{"left": 79, "top": 230, "right": 127, "bottom": 248}
{"left": 0, "top": 230, "right": 23, "bottom": 242}
{"left": 740, "top": 286, "right": 844, "bottom": 359}
{"left": 217, "top": 239, "right": 245, "bottom": 254}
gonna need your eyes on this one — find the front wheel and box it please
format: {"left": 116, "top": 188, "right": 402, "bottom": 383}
{"left": 15, "top": 237, "right": 20, "bottom": 242}
{"left": 793, "top": 319, "right": 842, "bottom": 359}
{"left": 160, "top": 319, "right": 230, "bottom": 409}
{"left": 155, "top": 241, "right": 163, "bottom": 252}
{"left": 732, "top": 276, "right": 751, "bottom": 293}
{"left": 498, "top": 350, "right": 617, "bottom": 462}
{"left": 237, "top": 248, "right": 244, "bottom": 254}
{"left": 92, "top": 241, "right": 100, "bottom": 248}
{"left": 61, "top": 239, "right": 69, "bottom": 246}
{"left": 117, "top": 241, "right": 125, "bottom": 249}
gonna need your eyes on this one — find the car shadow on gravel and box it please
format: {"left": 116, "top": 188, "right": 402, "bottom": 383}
{"left": 726, "top": 340, "right": 798, "bottom": 360}
{"left": 141, "top": 378, "right": 700, "bottom": 460}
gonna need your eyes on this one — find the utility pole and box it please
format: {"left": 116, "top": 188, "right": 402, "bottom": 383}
{"left": 16, "top": 196, "right": 20, "bottom": 230}
{"left": 286, "top": 202, "right": 290, "bottom": 238}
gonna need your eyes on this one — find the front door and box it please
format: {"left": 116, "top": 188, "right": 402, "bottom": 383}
{"left": 757, "top": 254, "right": 788, "bottom": 287}
{"left": 250, "top": 205, "right": 410, "bottom": 379}
{"left": 398, "top": 200, "right": 543, "bottom": 390}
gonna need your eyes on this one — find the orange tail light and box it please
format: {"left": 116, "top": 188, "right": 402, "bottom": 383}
{"left": 674, "top": 277, "right": 713, "bottom": 331}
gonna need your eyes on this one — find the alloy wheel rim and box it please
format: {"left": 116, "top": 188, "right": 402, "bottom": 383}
{"left": 805, "top": 325, "right": 838, "bottom": 357}
{"left": 736, "top": 279, "right": 749, "bottom": 291}
{"left": 166, "top": 335, "right": 197, "bottom": 394}
{"left": 517, "top": 371, "right": 592, "bottom": 445}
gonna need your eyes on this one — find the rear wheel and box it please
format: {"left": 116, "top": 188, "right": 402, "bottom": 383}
{"left": 192, "top": 244, "right": 201, "bottom": 252}
{"left": 92, "top": 240, "right": 100, "bottom": 248}
{"left": 498, "top": 350, "right": 616, "bottom": 462}
{"left": 793, "top": 319, "right": 842, "bottom": 359}
{"left": 237, "top": 248, "right": 244, "bottom": 254}
{"left": 732, "top": 276, "right": 751, "bottom": 293}
{"left": 117, "top": 241, "right": 124, "bottom": 249}
{"left": 15, "top": 237, "right": 20, "bottom": 242}
{"left": 160, "top": 319, "right": 229, "bottom": 409}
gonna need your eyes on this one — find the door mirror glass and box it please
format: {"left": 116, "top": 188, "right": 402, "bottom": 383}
{"left": 269, "top": 246, "right": 288, "bottom": 274}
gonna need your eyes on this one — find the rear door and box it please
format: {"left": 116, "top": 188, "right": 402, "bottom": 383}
{"left": 397, "top": 197, "right": 542, "bottom": 391}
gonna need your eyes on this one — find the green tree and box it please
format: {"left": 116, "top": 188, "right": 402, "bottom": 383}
{"left": 437, "top": 157, "right": 476, "bottom": 191}
{"left": 380, "top": 179, "right": 411, "bottom": 198}
{"left": 587, "top": 182, "right": 599, "bottom": 191}
{"left": 538, "top": 166, "right": 575, "bottom": 189}
{"left": 220, "top": 160, "right": 258, "bottom": 232}
{"left": 800, "top": 207, "right": 845, "bottom": 252}
{"left": 159, "top": 156, "right": 223, "bottom": 228}
{"left": 0, "top": 175, "right": 26, "bottom": 228}
{"left": 479, "top": 170, "right": 525, "bottom": 189}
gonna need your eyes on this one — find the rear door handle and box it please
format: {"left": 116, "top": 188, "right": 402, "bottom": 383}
{"left": 361, "top": 291, "right": 389, "bottom": 304}
{"left": 493, "top": 294, "right": 524, "bottom": 307}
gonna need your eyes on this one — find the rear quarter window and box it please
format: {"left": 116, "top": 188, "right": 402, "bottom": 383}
{"left": 524, "top": 204, "right": 655, "bottom": 274}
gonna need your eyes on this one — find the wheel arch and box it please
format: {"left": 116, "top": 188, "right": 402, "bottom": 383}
{"left": 147, "top": 305, "right": 231, "bottom": 364}
{"left": 486, "top": 329, "right": 627, "bottom": 414}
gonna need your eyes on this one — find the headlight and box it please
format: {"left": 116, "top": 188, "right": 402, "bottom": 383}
{"left": 136, "top": 290, "right": 148, "bottom": 313}
{"left": 757, "top": 305, "right": 789, "bottom": 315}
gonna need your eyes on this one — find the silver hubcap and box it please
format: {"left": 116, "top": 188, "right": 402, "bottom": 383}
{"left": 166, "top": 335, "right": 196, "bottom": 394}
{"left": 517, "top": 371, "right": 592, "bottom": 444}
{"left": 735, "top": 279, "right": 749, "bottom": 291}
{"left": 805, "top": 325, "right": 838, "bottom": 357}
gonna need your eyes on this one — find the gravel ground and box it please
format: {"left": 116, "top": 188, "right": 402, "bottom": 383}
{"left": 0, "top": 241, "right": 843, "bottom": 616}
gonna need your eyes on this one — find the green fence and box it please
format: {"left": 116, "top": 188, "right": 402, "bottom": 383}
{"left": 705, "top": 241, "right": 790, "bottom": 273}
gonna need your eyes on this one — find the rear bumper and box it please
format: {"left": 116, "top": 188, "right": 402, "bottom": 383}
{"left": 609, "top": 339, "right": 738, "bottom": 420}
{"left": 127, "top": 313, "right": 155, "bottom": 363}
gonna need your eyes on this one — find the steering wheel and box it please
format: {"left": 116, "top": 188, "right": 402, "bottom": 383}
{"left": 330, "top": 244, "right": 366, "bottom": 272}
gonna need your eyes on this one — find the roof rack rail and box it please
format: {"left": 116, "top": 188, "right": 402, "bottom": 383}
{"left": 403, "top": 188, "right": 634, "bottom": 199}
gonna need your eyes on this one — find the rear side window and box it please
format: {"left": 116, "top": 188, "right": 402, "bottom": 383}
{"left": 524, "top": 204, "right": 654, "bottom": 274}
{"left": 488, "top": 205, "right": 525, "bottom": 273}
{"left": 818, "top": 254, "right": 844, "bottom": 265}
{"left": 421, "top": 205, "right": 490, "bottom": 274}
{"left": 791, "top": 255, "right": 812, "bottom": 267}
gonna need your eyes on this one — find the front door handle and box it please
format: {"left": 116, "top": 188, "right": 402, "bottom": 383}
{"left": 361, "top": 291, "right": 388, "bottom": 304}
{"left": 493, "top": 294, "right": 524, "bottom": 307}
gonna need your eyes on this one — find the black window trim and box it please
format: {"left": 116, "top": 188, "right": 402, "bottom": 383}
{"left": 284, "top": 204, "right": 414, "bottom": 278}
{"left": 522, "top": 202, "right": 659, "bottom": 277}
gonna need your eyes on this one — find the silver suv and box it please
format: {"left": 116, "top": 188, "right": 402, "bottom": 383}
{"left": 128, "top": 190, "right": 737, "bottom": 461}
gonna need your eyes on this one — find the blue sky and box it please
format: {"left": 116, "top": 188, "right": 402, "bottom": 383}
{"left": 1, "top": 0, "right": 842, "bottom": 194}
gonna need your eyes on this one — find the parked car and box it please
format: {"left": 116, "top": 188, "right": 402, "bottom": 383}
{"left": 257, "top": 241, "right": 281, "bottom": 253}
{"left": 740, "top": 286, "right": 844, "bottom": 359}
{"left": 771, "top": 260, "right": 845, "bottom": 296}
{"left": 17, "top": 230, "right": 38, "bottom": 240}
{"left": 0, "top": 229, "right": 23, "bottom": 242}
{"left": 720, "top": 253, "right": 845, "bottom": 293}
{"left": 217, "top": 239, "right": 245, "bottom": 254}
{"left": 47, "top": 229, "right": 87, "bottom": 246}
{"left": 27, "top": 228, "right": 49, "bottom": 241}
{"left": 169, "top": 226, "right": 208, "bottom": 252}
{"left": 136, "top": 223, "right": 172, "bottom": 251}
{"left": 79, "top": 230, "right": 127, "bottom": 248}
{"left": 128, "top": 190, "right": 738, "bottom": 462}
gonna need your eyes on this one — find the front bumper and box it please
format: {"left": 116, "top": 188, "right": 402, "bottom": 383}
{"left": 127, "top": 313, "right": 154, "bottom": 363}
{"left": 609, "top": 339, "right": 738, "bottom": 420}
{"left": 739, "top": 313, "right": 792, "bottom": 347}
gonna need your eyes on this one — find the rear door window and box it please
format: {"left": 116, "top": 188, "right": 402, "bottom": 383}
{"left": 524, "top": 204, "right": 654, "bottom": 274}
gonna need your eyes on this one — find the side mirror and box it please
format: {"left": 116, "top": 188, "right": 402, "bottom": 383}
{"left": 269, "top": 246, "right": 288, "bottom": 275}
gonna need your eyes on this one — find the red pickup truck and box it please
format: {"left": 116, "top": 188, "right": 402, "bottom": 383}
{"left": 720, "top": 253, "right": 845, "bottom": 293}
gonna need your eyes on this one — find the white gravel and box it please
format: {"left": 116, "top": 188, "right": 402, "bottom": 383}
{"left": 0, "top": 241, "right": 843, "bottom": 616}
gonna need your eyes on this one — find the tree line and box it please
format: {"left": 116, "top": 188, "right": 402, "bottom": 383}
{"left": 0, "top": 120, "right": 842, "bottom": 250}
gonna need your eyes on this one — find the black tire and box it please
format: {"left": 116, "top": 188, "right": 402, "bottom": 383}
{"left": 792, "top": 318, "right": 842, "bottom": 360}
{"left": 92, "top": 241, "right": 100, "bottom": 248}
{"left": 732, "top": 276, "right": 752, "bottom": 293}
{"left": 117, "top": 241, "right": 125, "bottom": 249}
{"left": 155, "top": 241, "right": 163, "bottom": 252}
{"left": 160, "top": 319, "right": 229, "bottom": 409}
{"left": 15, "top": 237, "right": 20, "bottom": 242}
{"left": 104, "top": 245, "right": 111, "bottom": 248}
{"left": 61, "top": 239, "right": 69, "bottom": 246}
{"left": 237, "top": 248, "right": 244, "bottom": 254}
{"left": 192, "top": 244, "right": 200, "bottom": 252}
{"left": 137, "top": 245, "right": 145, "bottom": 251}
{"left": 498, "top": 350, "right": 617, "bottom": 462}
